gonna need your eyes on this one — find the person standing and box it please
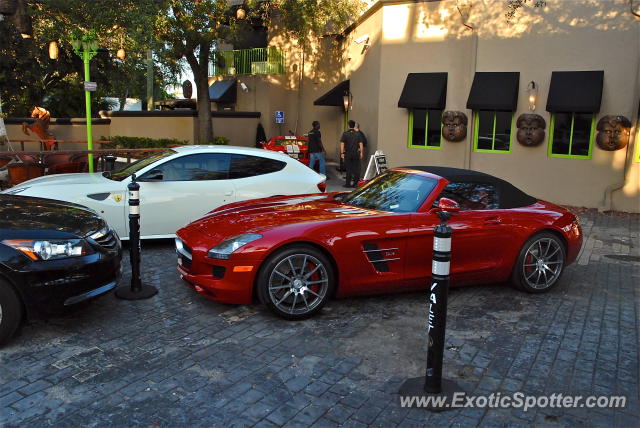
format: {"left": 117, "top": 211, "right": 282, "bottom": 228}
{"left": 308, "top": 121, "right": 326, "bottom": 175}
{"left": 340, "top": 120, "right": 364, "bottom": 187}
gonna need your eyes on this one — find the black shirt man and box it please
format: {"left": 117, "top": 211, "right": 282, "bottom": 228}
{"left": 340, "top": 120, "right": 364, "bottom": 187}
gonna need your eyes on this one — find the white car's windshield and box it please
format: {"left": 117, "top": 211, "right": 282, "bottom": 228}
{"left": 341, "top": 171, "right": 437, "bottom": 212}
{"left": 108, "top": 149, "right": 177, "bottom": 181}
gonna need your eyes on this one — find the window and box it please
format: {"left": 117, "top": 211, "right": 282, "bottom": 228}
{"left": 146, "top": 153, "right": 231, "bottom": 181}
{"left": 548, "top": 112, "right": 595, "bottom": 159}
{"left": 434, "top": 182, "right": 500, "bottom": 211}
{"left": 229, "top": 154, "right": 286, "bottom": 179}
{"left": 408, "top": 109, "right": 443, "bottom": 149}
{"left": 474, "top": 111, "right": 513, "bottom": 153}
{"left": 342, "top": 171, "right": 437, "bottom": 212}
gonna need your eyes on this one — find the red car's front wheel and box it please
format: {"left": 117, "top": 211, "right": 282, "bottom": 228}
{"left": 257, "top": 245, "right": 335, "bottom": 320}
{"left": 512, "top": 232, "right": 566, "bottom": 293}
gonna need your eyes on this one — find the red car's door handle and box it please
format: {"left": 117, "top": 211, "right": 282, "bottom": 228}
{"left": 484, "top": 217, "right": 502, "bottom": 225}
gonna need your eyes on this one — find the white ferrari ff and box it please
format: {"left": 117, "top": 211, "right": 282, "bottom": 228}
{"left": 3, "top": 146, "right": 326, "bottom": 239}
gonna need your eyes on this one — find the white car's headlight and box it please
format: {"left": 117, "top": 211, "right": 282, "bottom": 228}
{"left": 2, "top": 239, "right": 93, "bottom": 261}
{"left": 3, "top": 186, "right": 29, "bottom": 195}
{"left": 208, "top": 233, "right": 262, "bottom": 259}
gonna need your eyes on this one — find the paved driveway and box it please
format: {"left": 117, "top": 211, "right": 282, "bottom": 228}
{"left": 0, "top": 209, "right": 638, "bottom": 427}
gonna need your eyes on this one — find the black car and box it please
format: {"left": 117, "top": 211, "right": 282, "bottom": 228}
{"left": 0, "top": 195, "right": 122, "bottom": 344}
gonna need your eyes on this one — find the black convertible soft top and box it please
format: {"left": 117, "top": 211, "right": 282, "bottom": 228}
{"left": 400, "top": 166, "right": 538, "bottom": 209}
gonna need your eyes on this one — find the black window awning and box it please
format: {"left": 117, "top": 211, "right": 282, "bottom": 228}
{"left": 397, "top": 73, "right": 448, "bottom": 109}
{"left": 314, "top": 80, "right": 349, "bottom": 106}
{"left": 546, "top": 71, "right": 604, "bottom": 113}
{"left": 466, "top": 72, "right": 520, "bottom": 111}
{"left": 209, "top": 79, "right": 237, "bottom": 103}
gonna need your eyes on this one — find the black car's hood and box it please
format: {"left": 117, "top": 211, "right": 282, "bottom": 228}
{"left": 0, "top": 195, "right": 104, "bottom": 238}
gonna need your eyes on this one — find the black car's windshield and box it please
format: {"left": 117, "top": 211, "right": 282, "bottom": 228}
{"left": 341, "top": 171, "right": 438, "bottom": 212}
{"left": 108, "top": 149, "right": 177, "bottom": 181}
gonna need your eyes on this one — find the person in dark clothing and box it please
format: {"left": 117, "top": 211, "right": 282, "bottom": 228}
{"left": 340, "top": 120, "right": 364, "bottom": 187}
{"left": 307, "top": 121, "right": 325, "bottom": 175}
{"left": 355, "top": 122, "right": 367, "bottom": 147}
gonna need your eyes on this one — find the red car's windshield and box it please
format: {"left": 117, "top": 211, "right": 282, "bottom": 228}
{"left": 341, "top": 171, "right": 438, "bottom": 212}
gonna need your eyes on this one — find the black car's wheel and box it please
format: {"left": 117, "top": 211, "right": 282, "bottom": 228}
{"left": 512, "top": 232, "right": 566, "bottom": 293}
{"left": 257, "top": 245, "right": 335, "bottom": 320}
{"left": 0, "top": 279, "right": 23, "bottom": 345}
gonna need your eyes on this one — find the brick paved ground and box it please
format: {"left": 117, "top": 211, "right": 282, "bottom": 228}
{"left": 0, "top": 209, "right": 638, "bottom": 427}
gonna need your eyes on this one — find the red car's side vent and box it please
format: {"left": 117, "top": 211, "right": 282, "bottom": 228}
{"left": 363, "top": 243, "right": 400, "bottom": 273}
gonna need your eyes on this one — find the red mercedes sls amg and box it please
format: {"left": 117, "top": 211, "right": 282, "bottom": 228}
{"left": 176, "top": 167, "right": 582, "bottom": 319}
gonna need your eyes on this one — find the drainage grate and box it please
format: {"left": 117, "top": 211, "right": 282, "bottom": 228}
{"left": 604, "top": 254, "right": 640, "bottom": 263}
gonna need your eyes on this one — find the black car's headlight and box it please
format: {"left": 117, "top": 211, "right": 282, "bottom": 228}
{"left": 208, "top": 233, "right": 262, "bottom": 259}
{"left": 2, "top": 239, "right": 94, "bottom": 261}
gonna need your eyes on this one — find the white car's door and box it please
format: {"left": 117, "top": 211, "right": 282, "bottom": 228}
{"left": 133, "top": 153, "right": 236, "bottom": 237}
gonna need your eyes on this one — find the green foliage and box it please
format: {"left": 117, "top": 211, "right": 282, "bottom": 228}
{"left": 101, "top": 135, "right": 187, "bottom": 149}
{"left": 212, "top": 136, "right": 230, "bottom": 145}
{"left": 505, "top": 0, "right": 546, "bottom": 22}
{"left": 0, "top": 0, "right": 180, "bottom": 117}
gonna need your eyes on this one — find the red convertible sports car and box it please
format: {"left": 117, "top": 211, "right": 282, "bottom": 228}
{"left": 176, "top": 167, "right": 582, "bottom": 319}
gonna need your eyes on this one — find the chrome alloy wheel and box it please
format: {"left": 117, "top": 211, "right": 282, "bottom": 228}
{"left": 268, "top": 253, "right": 329, "bottom": 316}
{"left": 522, "top": 237, "right": 564, "bottom": 290}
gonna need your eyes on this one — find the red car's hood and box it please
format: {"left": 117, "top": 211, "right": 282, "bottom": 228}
{"left": 186, "top": 193, "right": 380, "bottom": 239}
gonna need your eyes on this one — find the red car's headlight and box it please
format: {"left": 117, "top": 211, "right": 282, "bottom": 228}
{"left": 208, "top": 233, "right": 262, "bottom": 259}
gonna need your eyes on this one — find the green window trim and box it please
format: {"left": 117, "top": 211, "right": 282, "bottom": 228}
{"left": 547, "top": 113, "right": 595, "bottom": 159}
{"left": 407, "top": 109, "right": 443, "bottom": 150}
{"left": 472, "top": 111, "right": 514, "bottom": 153}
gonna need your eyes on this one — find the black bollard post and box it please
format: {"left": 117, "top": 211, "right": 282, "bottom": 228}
{"left": 115, "top": 173, "right": 158, "bottom": 300}
{"left": 105, "top": 154, "right": 116, "bottom": 172}
{"left": 398, "top": 201, "right": 464, "bottom": 411}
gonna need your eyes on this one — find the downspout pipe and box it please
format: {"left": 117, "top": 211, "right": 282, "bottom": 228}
{"left": 459, "top": 3, "right": 476, "bottom": 170}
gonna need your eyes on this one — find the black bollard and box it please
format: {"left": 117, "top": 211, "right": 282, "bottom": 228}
{"left": 105, "top": 154, "right": 116, "bottom": 172}
{"left": 398, "top": 200, "right": 464, "bottom": 411}
{"left": 115, "top": 173, "right": 158, "bottom": 300}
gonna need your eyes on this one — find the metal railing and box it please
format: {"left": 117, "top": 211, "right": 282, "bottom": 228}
{"left": 209, "top": 46, "right": 285, "bottom": 77}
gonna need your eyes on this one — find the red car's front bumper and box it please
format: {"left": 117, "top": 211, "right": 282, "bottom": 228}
{"left": 176, "top": 241, "right": 259, "bottom": 305}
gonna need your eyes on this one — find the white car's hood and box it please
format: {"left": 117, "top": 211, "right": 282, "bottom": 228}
{"left": 14, "top": 172, "right": 116, "bottom": 187}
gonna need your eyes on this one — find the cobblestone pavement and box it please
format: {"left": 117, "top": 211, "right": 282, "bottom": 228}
{"left": 0, "top": 211, "right": 638, "bottom": 427}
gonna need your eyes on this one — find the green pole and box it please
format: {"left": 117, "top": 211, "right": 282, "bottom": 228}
{"left": 83, "top": 50, "right": 94, "bottom": 173}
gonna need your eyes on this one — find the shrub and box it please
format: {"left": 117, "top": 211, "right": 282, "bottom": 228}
{"left": 101, "top": 135, "right": 188, "bottom": 150}
{"left": 212, "top": 136, "right": 230, "bottom": 145}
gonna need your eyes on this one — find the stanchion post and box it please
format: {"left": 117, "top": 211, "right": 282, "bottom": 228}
{"left": 398, "top": 197, "right": 463, "bottom": 411}
{"left": 115, "top": 173, "right": 158, "bottom": 300}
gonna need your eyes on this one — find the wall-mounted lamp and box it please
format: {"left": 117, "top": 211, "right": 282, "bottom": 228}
{"left": 116, "top": 48, "right": 126, "bottom": 60}
{"left": 48, "top": 41, "right": 58, "bottom": 59}
{"left": 343, "top": 91, "right": 352, "bottom": 112}
{"left": 236, "top": 6, "right": 246, "bottom": 20}
{"left": 526, "top": 81, "right": 538, "bottom": 111}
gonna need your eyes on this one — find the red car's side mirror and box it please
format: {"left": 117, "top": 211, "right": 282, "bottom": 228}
{"left": 432, "top": 197, "right": 460, "bottom": 213}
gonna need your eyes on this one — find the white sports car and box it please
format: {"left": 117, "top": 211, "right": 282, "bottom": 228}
{"left": 3, "top": 145, "right": 326, "bottom": 239}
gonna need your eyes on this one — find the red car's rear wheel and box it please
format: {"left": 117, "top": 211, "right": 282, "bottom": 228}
{"left": 257, "top": 245, "right": 335, "bottom": 320}
{"left": 512, "top": 232, "right": 566, "bottom": 293}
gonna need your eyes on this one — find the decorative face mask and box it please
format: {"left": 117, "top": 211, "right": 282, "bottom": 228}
{"left": 516, "top": 114, "right": 546, "bottom": 147}
{"left": 441, "top": 111, "right": 468, "bottom": 142}
{"left": 596, "top": 115, "right": 631, "bottom": 151}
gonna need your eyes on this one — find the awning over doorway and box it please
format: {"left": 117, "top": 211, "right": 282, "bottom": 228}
{"left": 397, "top": 72, "right": 448, "bottom": 109}
{"left": 546, "top": 71, "right": 604, "bottom": 113}
{"left": 466, "top": 72, "right": 520, "bottom": 111}
{"left": 209, "top": 79, "right": 237, "bottom": 103}
{"left": 314, "top": 80, "right": 350, "bottom": 106}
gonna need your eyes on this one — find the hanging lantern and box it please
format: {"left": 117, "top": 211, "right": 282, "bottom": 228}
{"left": 0, "top": 0, "right": 18, "bottom": 16}
{"left": 236, "top": 7, "right": 246, "bottom": 20}
{"left": 48, "top": 41, "right": 58, "bottom": 59}
{"left": 526, "top": 81, "right": 538, "bottom": 111}
{"left": 116, "top": 48, "right": 126, "bottom": 60}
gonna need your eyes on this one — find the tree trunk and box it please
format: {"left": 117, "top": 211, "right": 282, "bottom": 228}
{"left": 186, "top": 43, "right": 213, "bottom": 144}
